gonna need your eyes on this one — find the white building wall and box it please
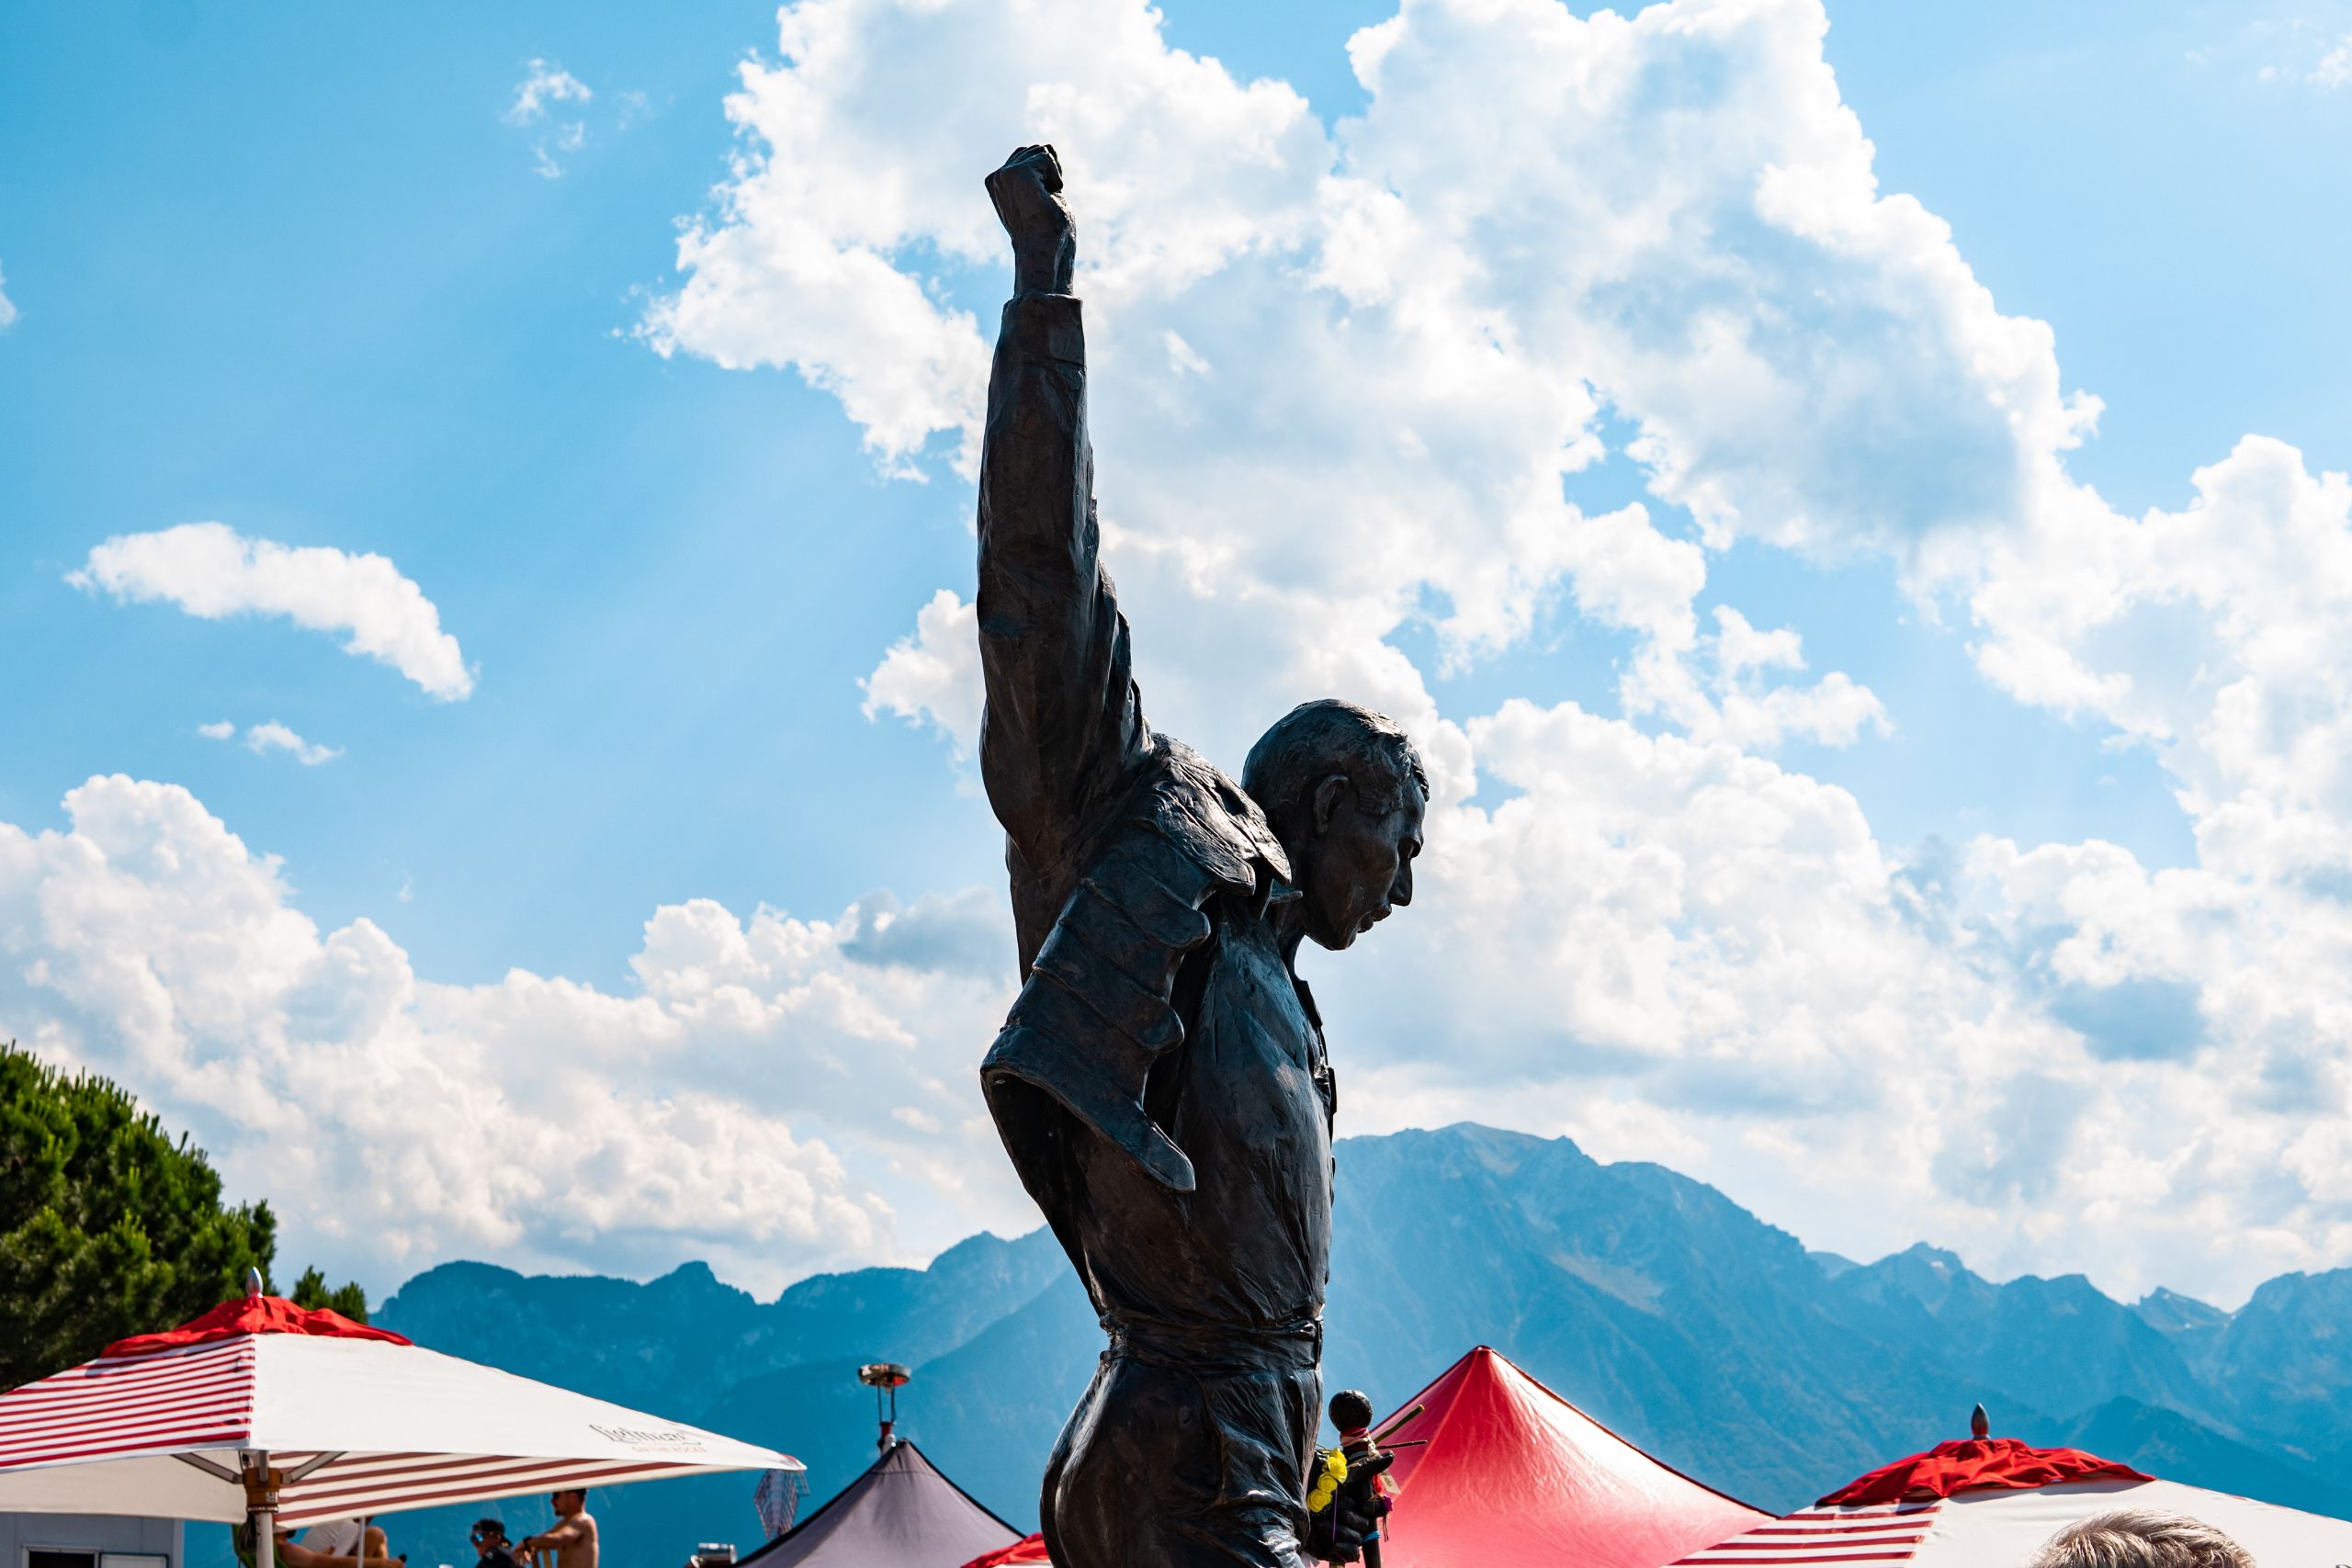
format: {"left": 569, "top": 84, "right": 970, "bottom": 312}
{"left": 0, "top": 1513, "right": 184, "bottom": 1568}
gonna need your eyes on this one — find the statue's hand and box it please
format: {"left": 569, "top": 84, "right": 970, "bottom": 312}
{"left": 987, "top": 143, "right": 1076, "bottom": 296}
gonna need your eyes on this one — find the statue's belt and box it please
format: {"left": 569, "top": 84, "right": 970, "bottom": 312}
{"left": 1100, "top": 1310, "right": 1323, "bottom": 1374}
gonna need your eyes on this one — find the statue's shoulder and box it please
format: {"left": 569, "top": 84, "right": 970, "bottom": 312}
{"left": 1121, "top": 734, "right": 1293, "bottom": 895}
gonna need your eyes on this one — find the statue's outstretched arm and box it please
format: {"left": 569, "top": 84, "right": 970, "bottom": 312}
{"left": 976, "top": 145, "right": 1148, "bottom": 900}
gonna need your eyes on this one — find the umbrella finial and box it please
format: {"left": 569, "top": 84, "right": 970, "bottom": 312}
{"left": 1970, "top": 1402, "right": 1990, "bottom": 1439}
{"left": 243, "top": 1266, "right": 265, "bottom": 1300}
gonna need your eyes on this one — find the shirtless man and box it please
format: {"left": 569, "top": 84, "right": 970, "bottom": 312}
{"left": 518, "top": 1490, "right": 597, "bottom": 1568}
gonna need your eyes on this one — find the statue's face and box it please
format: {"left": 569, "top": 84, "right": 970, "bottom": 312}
{"left": 1299, "top": 773, "right": 1425, "bottom": 952}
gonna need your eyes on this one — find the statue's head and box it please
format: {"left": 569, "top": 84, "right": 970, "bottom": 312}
{"left": 1243, "top": 700, "right": 1428, "bottom": 952}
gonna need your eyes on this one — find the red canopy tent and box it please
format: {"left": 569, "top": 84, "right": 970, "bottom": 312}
{"left": 960, "top": 1347, "right": 1767, "bottom": 1568}
{"left": 1364, "top": 1346, "right": 1767, "bottom": 1568}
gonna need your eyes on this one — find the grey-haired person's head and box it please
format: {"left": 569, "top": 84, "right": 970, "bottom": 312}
{"left": 2030, "top": 1508, "right": 2255, "bottom": 1568}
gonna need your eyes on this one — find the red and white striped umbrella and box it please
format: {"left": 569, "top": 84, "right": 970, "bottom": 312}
{"left": 0, "top": 1286, "right": 799, "bottom": 1530}
{"left": 1678, "top": 1429, "right": 2352, "bottom": 1565}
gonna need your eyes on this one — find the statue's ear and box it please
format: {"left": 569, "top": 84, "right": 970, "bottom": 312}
{"left": 1310, "top": 773, "right": 1351, "bottom": 833}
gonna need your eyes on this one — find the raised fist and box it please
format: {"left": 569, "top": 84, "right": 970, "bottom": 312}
{"left": 987, "top": 143, "right": 1075, "bottom": 296}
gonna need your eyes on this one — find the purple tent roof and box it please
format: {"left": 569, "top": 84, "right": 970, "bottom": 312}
{"left": 739, "top": 1441, "right": 1021, "bottom": 1568}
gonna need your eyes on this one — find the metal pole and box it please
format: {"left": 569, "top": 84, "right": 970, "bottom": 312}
{"left": 240, "top": 1273, "right": 277, "bottom": 1568}
{"left": 243, "top": 1451, "right": 280, "bottom": 1568}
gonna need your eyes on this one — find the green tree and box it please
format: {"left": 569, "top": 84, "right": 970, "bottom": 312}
{"left": 0, "top": 1042, "right": 367, "bottom": 1388}
{"left": 291, "top": 1264, "right": 368, "bottom": 1320}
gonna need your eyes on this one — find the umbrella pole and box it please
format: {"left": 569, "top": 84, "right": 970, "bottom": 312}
{"left": 243, "top": 1450, "right": 279, "bottom": 1568}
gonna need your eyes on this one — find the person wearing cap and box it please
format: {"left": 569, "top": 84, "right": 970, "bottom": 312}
{"left": 470, "top": 1520, "right": 522, "bottom": 1568}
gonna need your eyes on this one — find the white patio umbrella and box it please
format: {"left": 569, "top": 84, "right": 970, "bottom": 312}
{"left": 0, "top": 1276, "right": 801, "bottom": 1551}
{"left": 1677, "top": 1411, "right": 2352, "bottom": 1565}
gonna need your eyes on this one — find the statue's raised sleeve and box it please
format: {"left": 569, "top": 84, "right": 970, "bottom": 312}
{"left": 977, "top": 290, "right": 1292, "bottom": 1224}
{"left": 974, "top": 291, "right": 1150, "bottom": 973}
{"left": 974, "top": 288, "right": 1187, "bottom": 1218}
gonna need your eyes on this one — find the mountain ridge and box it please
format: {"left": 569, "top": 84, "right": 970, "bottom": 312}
{"left": 345, "top": 1122, "right": 2352, "bottom": 1568}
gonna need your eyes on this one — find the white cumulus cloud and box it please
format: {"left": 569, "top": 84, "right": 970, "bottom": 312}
{"left": 72, "top": 522, "right": 475, "bottom": 700}
{"left": 2320, "top": 39, "right": 2352, "bottom": 87}
{"left": 198, "top": 719, "right": 341, "bottom": 765}
{"left": 506, "top": 58, "right": 593, "bottom": 123}
{"left": 0, "top": 262, "right": 17, "bottom": 331}
{"left": 0, "top": 776, "right": 1027, "bottom": 1296}
{"left": 652, "top": 0, "right": 1883, "bottom": 769}
{"left": 506, "top": 58, "right": 595, "bottom": 177}
{"left": 2270, "top": 32, "right": 2352, "bottom": 88}
{"left": 632, "top": 0, "right": 2352, "bottom": 1304}
{"left": 243, "top": 722, "right": 342, "bottom": 766}
{"left": 863, "top": 587, "right": 982, "bottom": 754}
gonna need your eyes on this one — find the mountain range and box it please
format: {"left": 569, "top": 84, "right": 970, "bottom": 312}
{"left": 268, "top": 1123, "right": 2352, "bottom": 1568}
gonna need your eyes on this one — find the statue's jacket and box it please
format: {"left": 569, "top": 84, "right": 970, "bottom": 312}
{"left": 973, "top": 290, "right": 1333, "bottom": 1558}
{"left": 986, "top": 732, "right": 1297, "bottom": 1196}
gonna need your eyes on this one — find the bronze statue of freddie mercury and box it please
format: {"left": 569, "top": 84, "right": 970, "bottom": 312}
{"left": 975, "top": 144, "right": 1426, "bottom": 1568}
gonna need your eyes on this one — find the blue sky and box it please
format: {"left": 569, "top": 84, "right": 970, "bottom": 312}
{"left": 2, "top": 1, "right": 1000, "bottom": 986}
{"left": 5, "top": 0, "right": 2351, "bottom": 1304}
